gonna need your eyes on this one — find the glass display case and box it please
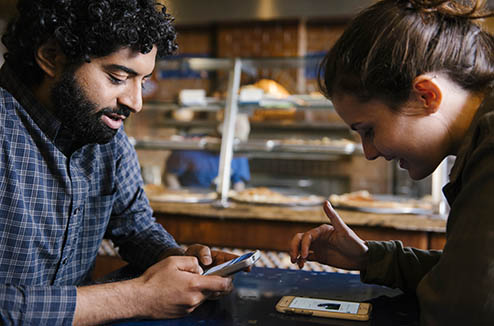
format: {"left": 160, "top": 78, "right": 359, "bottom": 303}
{"left": 130, "top": 56, "right": 446, "bottom": 214}
{"left": 129, "top": 56, "right": 366, "bottom": 206}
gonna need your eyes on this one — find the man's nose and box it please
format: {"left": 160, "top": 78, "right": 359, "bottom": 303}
{"left": 119, "top": 82, "right": 143, "bottom": 113}
{"left": 362, "top": 140, "right": 379, "bottom": 160}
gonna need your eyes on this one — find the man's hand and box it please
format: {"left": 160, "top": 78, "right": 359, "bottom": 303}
{"left": 74, "top": 256, "right": 233, "bottom": 325}
{"left": 184, "top": 244, "right": 237, "bottom": 269}
{"left": 136, "top": 256, "right": 233, "bottom": 319}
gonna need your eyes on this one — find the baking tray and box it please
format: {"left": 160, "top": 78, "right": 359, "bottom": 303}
{"left": 331, "top": 204, "right": 432, "bottom": 215}
{"left": 149, "top": 194, "right": 217, "bottom": 204}
{"left": 331, "top": 195, "right": 433, "bottom": 215}
{"left": 133, "top": 138, "right": 206, "bottom": 151}
{"left": 230, "top": 195, "right": 325, "bottom": 207}
{"left": 235, "top": 139, "right": 278, "bottom": 152}
{"left": 274, "top": 143, "right": 356, "bottom": 155}
{"left": 145, "top": 186, "right": 217, "bottom": 204}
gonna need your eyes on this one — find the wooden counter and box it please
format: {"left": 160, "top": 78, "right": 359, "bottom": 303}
{"left": 151, "top": 201, "right": 447, "bottom": 252}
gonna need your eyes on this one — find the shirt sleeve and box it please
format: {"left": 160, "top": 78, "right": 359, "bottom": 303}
{"left": 105, "top": 131, "right": 180, "bottom": 270}
{"left": 231, "top": 157, "right": 250, "bottom": 183}
{"left": 165, "top": 151, "right": 188, "bottom": 176}
{"left": 0, "top": 284, "right": 76, "bottom": 325}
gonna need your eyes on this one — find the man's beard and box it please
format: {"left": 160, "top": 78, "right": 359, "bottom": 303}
{"left": 50, "top": 68, "right": 131, "bottom": 145}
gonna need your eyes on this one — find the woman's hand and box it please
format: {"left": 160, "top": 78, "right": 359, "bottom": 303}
{"left": 289, "top": 201, "right": 369, "bottom": 271}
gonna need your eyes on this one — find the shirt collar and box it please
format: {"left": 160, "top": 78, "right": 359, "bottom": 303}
{"left": 0, "top": 64, "right": 78, "bottom": 154}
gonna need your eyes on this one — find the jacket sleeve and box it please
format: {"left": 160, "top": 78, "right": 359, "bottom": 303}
{"left": 361, "top": 240, "right": 442, "bottom": 293}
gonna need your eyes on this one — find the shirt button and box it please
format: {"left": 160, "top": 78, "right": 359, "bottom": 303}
{"left": 62, "top": 258, "right": 68, "bottom": 265}
{"left": 74, "top": 207, "right": 80, "bottom": 215}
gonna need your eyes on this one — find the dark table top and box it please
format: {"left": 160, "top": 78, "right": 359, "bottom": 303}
{"left": 110, "top": 267, "right": 419, "bottom": 326}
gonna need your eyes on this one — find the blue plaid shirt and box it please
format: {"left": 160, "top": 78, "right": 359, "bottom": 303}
{"left": 0, "top": 64, "right": 180, "bottom": 325}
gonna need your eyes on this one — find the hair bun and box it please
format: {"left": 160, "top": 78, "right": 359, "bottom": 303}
{"left": 404, "top": 0, "right": 491, "bottom": 19}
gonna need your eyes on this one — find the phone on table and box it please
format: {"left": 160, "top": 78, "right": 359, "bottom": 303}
{"left": 276, "top": 296, "right": 371, "bottom": 321}
{"left": 202, "top": 250, "right": 261, "bottom": 277}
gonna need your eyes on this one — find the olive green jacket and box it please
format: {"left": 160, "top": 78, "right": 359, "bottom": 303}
{"left": 361, "top": 95, "right": 494, "bottom": 325}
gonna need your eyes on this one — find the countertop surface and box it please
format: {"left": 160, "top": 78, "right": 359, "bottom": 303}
{"left": 111, "top": 267, "right": 418, "bottom": 326}
{"left": 150, "top": 200, "right": 446, "bottom": 233}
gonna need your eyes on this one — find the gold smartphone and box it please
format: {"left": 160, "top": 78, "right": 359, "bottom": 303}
{"left": 276, "top": 296, "right": 372, "bottom": 321}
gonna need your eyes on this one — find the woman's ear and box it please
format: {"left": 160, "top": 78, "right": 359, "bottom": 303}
{"left": 34, "top": 39, "right": 64, "bottom": 78}
{"left": 412, "top": 75, "right": 442, "bottom": 114}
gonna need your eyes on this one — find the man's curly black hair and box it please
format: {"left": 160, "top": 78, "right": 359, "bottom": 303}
{"left": 2, "top": 0, "right": 178, "bottom": 86}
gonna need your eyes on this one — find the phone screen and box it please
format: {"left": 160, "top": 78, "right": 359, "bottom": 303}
{"left": 289, "top": 297, "right": 360, "bottom": 314}
{"left": 203, "top": 251, "right": 255, "bottom": 275}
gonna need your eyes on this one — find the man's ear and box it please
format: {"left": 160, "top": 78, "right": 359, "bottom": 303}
{"left": 412, "top": 75, "right": 442, "bottom": 114}
{"left": 34, "top": 39, "right": 64, "bottom": 78}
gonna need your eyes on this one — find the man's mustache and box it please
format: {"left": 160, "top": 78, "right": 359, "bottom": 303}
{"left": 99, "top": 105, "right": 131, "bottom": 118}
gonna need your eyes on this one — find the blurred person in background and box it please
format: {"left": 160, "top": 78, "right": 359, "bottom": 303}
{"left": 164, "top": 113, "right": 251, "bottom": 192}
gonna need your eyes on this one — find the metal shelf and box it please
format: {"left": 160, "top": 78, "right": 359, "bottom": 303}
{"left": 143, "top": 101, "right": 224, "bottom": 112}
{"left": 131, "top": 138, "right": 207, "bottom": 151}
{"left": 143, "top": 98, "right": 334, "bottom": 112}
{"left": 156, "top": 57, "right": 234, "bottom": 71}
{"left": 131, "top": 137, "right": 362, "bottom": 156}
{"left": 250, "top": 121, "right": 348, "bottom": 132}
{"left": 154, "top": 120, "right": 348, "bottom": 133}
{"left": 158, "top": 120, "right": 218, "bottom": 129}
{"left": 155, "top": 56, "right": 320, "bottom": 72}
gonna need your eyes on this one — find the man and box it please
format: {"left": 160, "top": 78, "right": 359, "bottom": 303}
{"left": 0, "top": 0, "right": 234, "bottom": 325}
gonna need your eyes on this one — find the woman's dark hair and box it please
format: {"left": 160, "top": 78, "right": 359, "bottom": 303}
{"left": 2, "top": 0, "right": 178, "bottom": 86}
{"left": 320, "top": 0, "right": 494, "bottom": 109}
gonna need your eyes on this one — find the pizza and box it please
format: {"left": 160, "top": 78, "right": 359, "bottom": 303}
{"left": 329, "top": 190, "right": 433, "bottom": 212}
{"left": 230, "top": 187, "right": 325, "bottom": 206}
{"left": 143, "top": 184, "right": 217, "bottom": 203}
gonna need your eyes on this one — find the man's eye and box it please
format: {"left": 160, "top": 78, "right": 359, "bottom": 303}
{"left": 109, "top": 75, "right": 124, "bottom": 85}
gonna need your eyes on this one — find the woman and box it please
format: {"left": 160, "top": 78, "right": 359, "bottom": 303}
{"left": 289, "top": 0, "right": 494, "bottom": 324}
